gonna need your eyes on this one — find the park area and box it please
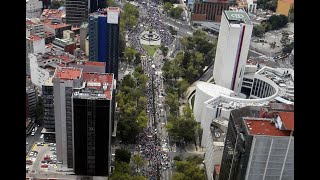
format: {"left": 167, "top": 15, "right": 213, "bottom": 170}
{"left": 142, "top": 45, "right": 160, "bottom": 57}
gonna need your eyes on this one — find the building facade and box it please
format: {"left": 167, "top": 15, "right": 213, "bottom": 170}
{"left": 26, "top": 86, "right": 37, "bottom": 118}
{"left": 42, "top": 77, "right": 56, "bottom": 142}
{"left": 218, "top": 106, "right": 294, "bottom": 180}
{"left": 191, "top": 0, "right": 229, "bottom": 22}
{"left": 65, "top": 0, "right": 89, "bottom": 25}
{"left": 89, "top": 0, "right": 106, "bottom": 13}
{"left": 213, "top": 10, "right": 253, "bottom": 92}
{"left": 80, "top": 22, "right": 89, "bottom": 52}
{"left": 53, "top": 67, "right": 83, "bottom": 168}
{"left": 26, "top": 0, "right": 43, "bottom": 18}
{"left": 73, "top": 72, "right": 114, "bottom": 176}
{"left": 88, "top": 8, "right": 120, "bottom": 79}
{"left": 276, "top": 0, "right": 294, "bottom": 17}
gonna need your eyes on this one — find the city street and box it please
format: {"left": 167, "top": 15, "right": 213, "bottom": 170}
{"left": 26, "top": 125, "right": 43, "bottom": 155}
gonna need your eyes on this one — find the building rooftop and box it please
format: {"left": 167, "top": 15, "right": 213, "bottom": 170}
{"left": 269, "top": 103, "right": 294, "bottom": 111}
{"left": 54, "top": 67, "right": 82, "bottom": 80}
{"left": 83, "top": 61, "right": 105, "bottom": 67}
{"left": 44, "top": 22, "right": 71, "bottom": 29}
{"left": 27, "top": 35, "right": 42, "bottom": 41}
{"left": 278, "top": 111, "right": 294, "bottom": 130}
{"left": 41, "top": 9, "right": 65, "bottom": 20}
{"left": 44, "top": 76, "right": 53, "bottom": 86}
{"left": 75, "top": 72, "right": 114, "bottom": 100}
{"left": 224, "top": 10, "right": 252, "bottom": 25}
{"left": 244, "top": 118, "right": 292, "bottom": 136}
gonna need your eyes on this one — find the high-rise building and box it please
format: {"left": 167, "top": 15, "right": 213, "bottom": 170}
{"left": 219, "top": 106, "right": 294, "bottom": 180}
{"left": 53, "top": 67, "right": 83, "bottom": 168}
{"left": 73, "top": 72, "right": 114, "bottom": 176}
{"left": 89, "top": 0, "right": 106, "bottom": 13}
{"left": 213, "top": 10, "right": 253, "bottom": 92}
{"left": 191, "top": 0, "right": 229, "bottom": 22}
{"left": 88, "top": 7, "right": 120, "bottom": 79}
{"left": 42, "top": 77, "right": 56, "bottom": 142}
{"left": 26, "top": 0, "right": 43, "bottom": 18}
{"left": 26, "top": 86, "right": 37, "bottom": 118}
{"left": 80, "top": 22, "right": 89, "bottom": 52}
{"left": 276, "top": 0, "right": 294, "bottom": 17}
{"left": 65, "top": 0, "right": 89, "bottom": 25}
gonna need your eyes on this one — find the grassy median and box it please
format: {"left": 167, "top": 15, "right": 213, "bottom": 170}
{"left": 142, "top": 45, "right": 160, "bottom": 57}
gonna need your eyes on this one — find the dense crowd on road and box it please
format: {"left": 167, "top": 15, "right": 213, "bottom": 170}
{"left": 126, "top": 0, "right": 175, "bottom": 179}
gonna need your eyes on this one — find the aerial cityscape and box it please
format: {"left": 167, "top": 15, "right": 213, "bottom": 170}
{"left": 26, "top": 0, "right": 294, "bottom": 180}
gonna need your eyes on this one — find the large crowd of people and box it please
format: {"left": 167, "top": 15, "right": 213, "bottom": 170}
{"left": 126, "top": 0, "right": 174, "bottom": 179}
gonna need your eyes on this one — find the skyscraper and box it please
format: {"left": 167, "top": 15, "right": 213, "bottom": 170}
{"left": 65, "top": 0, "right": 89, "bottom": 25}
{"left": 53, "top": 67, "right": 83, "bottom": 168}
{"left": 88, "top": 7, "right": 120, "bottom": 79}
{"left": 73, "top": 72, "right": 114, "bottom": 176}
{"left": 213, "top": 10, "right": 253, "bottom": 92}
{"left": 219, "top": 106, "right": 294, "bottom": 180}
{"left": 89, "top": 0, "right": 106, "bottom": 13}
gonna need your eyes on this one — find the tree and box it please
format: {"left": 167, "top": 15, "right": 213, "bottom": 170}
{"left": 160, "top": 45, "right": 169, "bottom": 56}
{"left": 163, "top": 2, "right": 173, "bottom": 13}
{"left": 172, "top": 172, "right": 186, "bottom": 180}
{"left": 267, "top": 15, "right": 288, "bottom": 30}
{"left": 170, "top": 7, "right": 184, "bottom": 19}
{"left": 173, "top": 156, "right": 182, "bottom": 161}
{"left": 134, "top": 53, "right": 141, "bottom": 64}
{"left": 176, "top": 79, "right": 189, "bottom": 98}
{"left": 253, "top": 24, "right": 266, "bottom": 37}
{"left": 115, "top": 149, "right": 132, "bottom": 163}
{"left": 125, "top": 47, "right": 137, "bottom": 63}
{"left": 51, "top": 0, "right": 64, "bottom": 9}
{"left": 132, "top": 154, "right": 146, "bottom": 170}
{"left": 169, "top": 26, "right": 178, "bottom": 35}
{"left": 282, "top": 42, "right": 294, "bottom": 54}
{"left": 106, "top": 0, "right": 117, "bottom": 7}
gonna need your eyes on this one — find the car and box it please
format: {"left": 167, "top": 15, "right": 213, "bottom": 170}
{"left": 50, "top": 147, "right": 56, "bottom": 151}
{"left": 37, "top": 142, "right": 44, "bottom": 146}
{"left": 26, "top": 142, "right": 28, "bottom": 145}
{"left": 40, "top": 134, "right": 44, "bottom": 139}
{"left": 31, "top": 132, "right": 35, "bottom": 136}
{"left": 57, "top": 161, "right": 63, "bottom": 164}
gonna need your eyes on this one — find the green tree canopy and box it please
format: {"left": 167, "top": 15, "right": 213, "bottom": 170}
{"left": 125, "top": 47, "right": 137, "bottom": 63}
{"left": 115, "top": 149, "right": 132, "bottom": 163}
{"left": 170, "top": 6, "right": 184, "bottom": 19}
{"left": 163, "top": 2, "right": 174, "bottom": 12}
{"left": 253, "top": 24, "right": 266, "bottom": 37}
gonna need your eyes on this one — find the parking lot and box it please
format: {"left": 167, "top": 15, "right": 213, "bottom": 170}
{"left": 26, "top": 142, "right": 71, "bottom": 175}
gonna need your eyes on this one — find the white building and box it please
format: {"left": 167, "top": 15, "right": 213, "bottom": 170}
{"left": 247, "top": 0, "right": 257, "bottom": 14}
{"left": 29, "top": 53, "right": 51, "bottom": 89}
{"left": 26, "top": 35, "right": 45, "bottom": 75}
{"left": 26, "top": 0, "right": 43, "bottom": 19}
{"left": 213, "top": 10, "right": 253, "bottom": 93}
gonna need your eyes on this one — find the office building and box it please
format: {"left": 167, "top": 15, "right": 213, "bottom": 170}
{"left": 65, "top": 0, "right": 88, "bottom": 25}
{"left": 276, "top": 0, "right": 294, "bottom": 17}
{"left": 42, "top": 77, "right": 56, "bottom": 142}
{"left": 26, "top": 86, "right": 37, "bottom": 118}
{"left": 80, "top": 22, "right": 89, "bottom": 52}
{"left": 89, "top": 0, "right": 106, "bottom": 13}
{"left": 246, "top": 0, "right": 257, "bottom": 14}
{"left": 26, "top": 0, "right": 43, "bottom": 18}
{"left": 213, "top": 10, "right": 253, "bottom": 92}
{"left": 53, "top": 67, "right": 83, "bottom": 168}
{"left": 26, "top": 35, "right": 45, "bottom": 76}
{"left": 88, "top": 7, "right": 120, "bottom": 79}
{"left": 73, "top": 72, "right": 114, "bottom": 176}
{"left": 43, "top": 22, "right": 72, "bottom": 39}
{"left": 218, "top": 106, "right": 294, "bottom": 180}
{"left": 191, "top": 0, "right": 229, "bottom": 22}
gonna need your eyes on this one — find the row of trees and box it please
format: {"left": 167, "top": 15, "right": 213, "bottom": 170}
{"left": 253, "top": 14, "right": 289, "bottom": 37}
{"left": 162, "top": 30, "right": 216, "bottom": 84}
{"left": 172, "top": 155, "right": 206, "bottom": 180}
{"left": 116, "top": 66, "right": 149, "bottom": 143}
{"left": 163, "top": 2, "right": 184, "bottom": 19}
{"left": 118, "top": 2, "right": 140, "bottom": 58}
{"left": 124, "top": 47, "right": 142, "bottom": 64}
{"left": 111, "top": 149, "right": 147, "bottom": 180}
{"left": 257, "top": 0, "right": 278, "bottom": 12}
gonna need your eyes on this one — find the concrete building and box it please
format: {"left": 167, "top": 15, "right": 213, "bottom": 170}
{"left": 80, "top": 22, "right": 89, "bottom": 53}
{"left": 41, "top": 9, "right": 65, "bottom": 24}
{"left": 44, "top": 22, "right": 72, "bottom": 39}
{"left": 246, "top": 0, "right": 257, "bottom": 14}
{"left": 26, "top": 86, "right": 37, "bottom": 118}
{"left": 219, "top": 106, "right": 294, "bottom": 180}
{"left": 26, "top": 18, "right": 45, "bottom": 37}
{"left": 191, "top": 0, "right": 229, "bottom": 22}
{"left": 89, "top": 0, "right": 106, "bottom": 13}
{"left": 88, "top": 8, "right": 120, "bottom": 79}
{"left": 276, "top": 0, "right": 294, "bottom": 17}
{"left": 213, "top": 10, "right": 253, "bottom": 92}
{"left": 65, "top": 0, "right": 89, "bottom": 25}
{"left": 52, "top": 37, "right": 77, "bottom": 55}
{"left": 26, "top": 0, "right": 43, "bottom": 18}
{"left": 26, "top": 35, "right": 46, "bottom": 75}
{"left": 69, "top": 61, "right": 106, "bottom": 73}
{"left": 73, "top": 72, "right": 114, "bottom": 176}
{"left": 53, "top": 67, "right": 83, "bottom": 168}
{"left": 204, "top": 117, "right": 228, "bottom": 180}
{"left": 42, "top": 76, "right": 56, "bottom": 143}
